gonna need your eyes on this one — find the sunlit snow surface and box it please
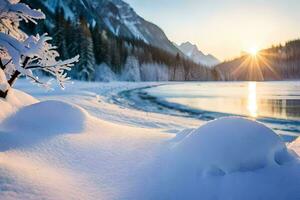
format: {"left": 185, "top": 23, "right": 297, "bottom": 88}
{"left": 0, "top": 80, "right": 299, "bottom": 200}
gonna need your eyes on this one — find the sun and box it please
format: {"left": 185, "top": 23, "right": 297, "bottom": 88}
{"left": 247, "top": 46, "right": 260, "bottom": 56}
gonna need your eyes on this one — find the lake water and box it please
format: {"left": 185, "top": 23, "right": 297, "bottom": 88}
{"left": 141, "top": 82, "right": 300, "bottom": 141}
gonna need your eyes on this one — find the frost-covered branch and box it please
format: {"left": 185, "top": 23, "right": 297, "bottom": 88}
{"left": 0, "top": 0, "right": 79, "bottom": 98}
{"left": 25, "top": 54, "right": 80, "bottom": 88}
{"left": 0, "top": 0, "right": 45, "bottom": 39}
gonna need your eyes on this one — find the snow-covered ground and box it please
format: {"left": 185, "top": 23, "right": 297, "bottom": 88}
{"left": 0, "top": 79, "right": 299, "bottom": 200}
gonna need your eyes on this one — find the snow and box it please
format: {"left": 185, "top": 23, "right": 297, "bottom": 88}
{"left": 0, "top": 88, "right": 37, "bottom": 121}
{"left": 140, "top": 63, "right": 169, "bottom": 81}
{"left": 0, "top": 0, "right": 79, "bottom": 95}
{"left": 1, "top": 100, "right": 88, "bottom": 133}
{"left": 120, "top": 56, "right": 141, "bottom": 81}
{"left": 0, "top": 69, "right": 9, "bottom": 92}
{"left": 42, "top": 0, "right": 75, "bottom": 20}
{"left": 177, "top": 42, "right": 220, "bottom": 67}
{"left": 0, "top": 0, "right": 45, "bottom": 22}
{"left": 148, "top": 118, "right": 300, "bottom": 200}
{"left": 0, "top": 85, "right": 172, "bottom": 199}
{"left": 172, "top": 117, "right": 297, "bottom": 174}
{"left": 0, "top": 80, "right": 299, "bottom": 200}
{"left": 290, "top": 138, "right": 300, "bottom": 157}
{"left": 123, "top": 19, "right": 148, "bottom": 43}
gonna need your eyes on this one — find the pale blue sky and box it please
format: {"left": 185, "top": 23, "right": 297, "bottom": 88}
{"left": 125, "top": 0, "right": 300, "bottom": 60}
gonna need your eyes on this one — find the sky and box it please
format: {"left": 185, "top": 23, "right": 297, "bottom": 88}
{"left": 125, "top": 0, "right": 300, "bottom": 61}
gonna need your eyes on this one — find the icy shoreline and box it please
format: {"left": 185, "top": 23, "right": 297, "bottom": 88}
{"left": 0, "top": 80, "right": 299, "bottom": 200}
{"left": 118, "top": 84, "right": 300, "bottom": 142}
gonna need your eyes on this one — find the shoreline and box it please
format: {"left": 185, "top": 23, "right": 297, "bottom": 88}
{"left": 118, "top": 83, "right": 300, "bottom": 142}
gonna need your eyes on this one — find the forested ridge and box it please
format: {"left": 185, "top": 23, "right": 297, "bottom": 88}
{"left": 216, "top": 40, "right": 300, "bottom": 81}
{"left": 23, "top": 2, "right": 217, "bottom": 81}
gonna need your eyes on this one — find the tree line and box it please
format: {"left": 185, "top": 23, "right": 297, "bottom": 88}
{"left": 216, "top": 39, "right": 300, "bottom": 81}
{"left": 23, "top": 7, "right": 217, "bottom": 81}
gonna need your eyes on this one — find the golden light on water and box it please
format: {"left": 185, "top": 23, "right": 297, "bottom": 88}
{"left": 247, "top": 82, "right": 258, "bottom": 118}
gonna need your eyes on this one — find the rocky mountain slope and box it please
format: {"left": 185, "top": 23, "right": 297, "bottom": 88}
{"left": 38, "top": 0, "right": 180, "bottom": 55}
{"left": 23, "top": 0, "right": 217, "bottom": 82}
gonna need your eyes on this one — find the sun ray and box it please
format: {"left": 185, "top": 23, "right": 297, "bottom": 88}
{"left": 231, "top": 56, "right": 252, "bottom": 79}
{"left": 230, "top": 46, "right": 283, "bottom": 81}
{"left": 257, "top": 52, "right": 281, "bottom": 80}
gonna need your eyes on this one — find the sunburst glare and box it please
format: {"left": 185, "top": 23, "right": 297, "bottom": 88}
{"left": 231, "top": 47, "right": 280, "bottom": 81}
{"left": 248, "top": 46, "right": 260, "bottom": 56}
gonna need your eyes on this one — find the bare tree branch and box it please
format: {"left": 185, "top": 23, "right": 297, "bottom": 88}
{"left": 0, "top": 58, "right": 5, "bottom": 70}
{"left": 4, "top": 59, "right": 12, "bottom": 67}
{"left": 8, "top": 57, "right": 30, "bottom": 86}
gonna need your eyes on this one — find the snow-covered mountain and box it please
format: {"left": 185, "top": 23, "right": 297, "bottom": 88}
{"left": 36, "top": 0, "right": 180, "bottom": 55}
{"left": 176, "top": 42, "right": 220, "bottom": 67}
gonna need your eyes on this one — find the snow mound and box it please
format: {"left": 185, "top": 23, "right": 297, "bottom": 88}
{"left": 173, "top": 117, "right": 297, "bottom": 175}
{"left": 0, "top": 89, "right": 38, "bottom": 121}
{"left": 1, "top": 100, "right": 88, "bottom": 134}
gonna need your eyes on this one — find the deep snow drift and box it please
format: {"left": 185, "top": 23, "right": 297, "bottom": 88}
{"left": 0, "top": 82, "right": 299, "bottom": 200}
{"left": 173, "top": 117, "right": 296, "bottom": 174}
{"left": 0, "top": 94, "right": 171, "bottom": 199}
{"left": 145, "top": 117, "right": 300, "bottom": 200}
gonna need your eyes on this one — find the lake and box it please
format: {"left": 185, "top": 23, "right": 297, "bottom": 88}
{"left": 136, "top": 82, "right": 300, "bottom": 141}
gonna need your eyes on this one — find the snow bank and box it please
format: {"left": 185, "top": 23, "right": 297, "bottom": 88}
{"left": 0, "top": 100, "right": 89, "bottom": 153}
{"left": 172, "top": 117, "right": 297, "bottom": 175}
{"left": 150, "top": 117, "right": 300, "bottom": 200}
{"left": 0, "top": 89, "right": 38, "bottom": 121}
{"left": 1, "top": 100, "right": 88, "bottom": 134}
{"left": 0, "top": 89, "right": 171, "bottom": 200}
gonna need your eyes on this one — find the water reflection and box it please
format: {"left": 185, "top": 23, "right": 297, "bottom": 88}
{"left": 256, "top": 99, "right": 300, "bottom": 120}
{"left": 247, "top": 82, "right": 257, "bottom": 118}
{"left": 148, "top": 82, "right": 300, "bottom": 121}
{"left": 247, "top": 82, "right": 300, "bottom": 120}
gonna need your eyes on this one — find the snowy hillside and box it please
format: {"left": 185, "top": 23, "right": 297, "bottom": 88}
{"left": 35, "top": 0, "right": 180, "bottom": 55}
{"left": 0, "top": 80, "right": 299, "bottom": 200}
{"left": 177, "top": 42, "right": 220, "bottom": 67}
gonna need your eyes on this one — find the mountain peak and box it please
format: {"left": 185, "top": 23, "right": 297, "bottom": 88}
{"left": 180, "top": 42, "right": 200, "bottom": 52}
{"left": 177, "top": 42, "right": 220, "bottom": 67}
{"left": 181, "top": 41, "right": 195, "bottom": 47}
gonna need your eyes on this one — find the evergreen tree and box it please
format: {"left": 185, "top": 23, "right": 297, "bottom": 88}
{"left": 91, "top": 26, "right": 110, "bottom": 65}
{"left": 52, "top": 7, "right": 68, "bottom": 59}
{"left": 76, "top": 16, "right": 95, "bottom": 81}
{"left": 19, "top": 1, "right": 217, "bottom": 82}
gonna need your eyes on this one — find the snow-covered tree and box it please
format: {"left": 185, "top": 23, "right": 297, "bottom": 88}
{"left": 0, "top": 0, "right": 79, "bottom": 98}
{"left": 121, "top": 56, "right": 141, "bottom": 81}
